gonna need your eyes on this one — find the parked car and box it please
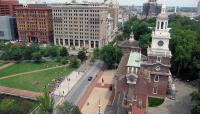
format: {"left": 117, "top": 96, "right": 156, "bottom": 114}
{"left": 88, "top": 76, "right": 93, "bottom": 81}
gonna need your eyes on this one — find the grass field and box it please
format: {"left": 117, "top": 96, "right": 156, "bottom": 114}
{"left": 0, "top": 61, "right": 61, "bottom": 77}
{"left": 148, "top": 97, "right": 164, "bottom": 107}
{"left": 0, "top": 66, "right": 75, "bottom": 92}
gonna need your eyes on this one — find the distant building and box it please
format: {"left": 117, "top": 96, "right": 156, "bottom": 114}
{"left": 143, "top": 0, "right": 161, "bottom": 17}
{"left": 0, "top": 0, "right": 22, "bottom": 16}
{"left": 0, "top": 16, "right": 18, "bottom": 40}
{"left": 16, "top": 4, "right": 53, "bottom": 43}
{"left": 197, "top": 0, "right": 200, "bottom": 16}
{"left": 52, "top": 1, "right": 118, "bottom": 49}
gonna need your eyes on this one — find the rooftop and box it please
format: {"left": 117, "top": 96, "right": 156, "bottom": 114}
{"left": 127, "top": 52, "right": 141, "bottom": 67}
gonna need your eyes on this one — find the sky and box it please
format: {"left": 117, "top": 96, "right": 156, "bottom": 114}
{"left": 19, "top": 0, "right": 199, "bottom": 7}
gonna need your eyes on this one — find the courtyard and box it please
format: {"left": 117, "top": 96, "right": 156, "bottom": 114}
{"left": 81, "top": 70, "right": 115, "bottom": 114}
{"left": 147, "top": 80, "right": 197, "bottom": 114}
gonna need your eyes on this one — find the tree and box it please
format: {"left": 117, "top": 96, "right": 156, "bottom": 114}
{"left": 0, "top": 99, "right": 17, "bottom": 114}
{"left": 91, "top": 48, "right": 100, "bottom": 62}
{"left": 57, "top": 101, "right": 82, "bottom": 114}
{"left": 139, "top": 33, "right": 152, "bottom": 49}
{"left": 32, "top": 51, "right": 42, "bottom": 63}
{"left": 37, "top": 87, "right": 54, "bottom": 114}
{"left": 70, "top": 57, "right": 79, "bottom": 68}
{"left": 60, "top": 47, "right": 68, "bottom": 57}
{"left": 100, "top": 44, "right": 122, "bottom": 69}
{"left": 78, "top": 50, "right": 86, "bottom": 62}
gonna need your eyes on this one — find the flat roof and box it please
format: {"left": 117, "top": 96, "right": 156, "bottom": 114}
{"left": 127, "top": 52, "right": 141, "bottom": 67}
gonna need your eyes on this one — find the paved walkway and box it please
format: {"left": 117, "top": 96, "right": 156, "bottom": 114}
{"left": 0, "top": 86, "right": 42, "bottom": 100}
{"left": 53, "top": 71, "right": 83, "bottom": 105}
{"left": 147, "top": 80, "right": 197, "bottom": 114}
{"left": 80, "top": 70, "right": 116, "bottom": 114}
{"left": 0, "top": 65, "right": 68, "bottom": 80}
{"left": 0, "top": 62, "right": 15, "bottom": 70}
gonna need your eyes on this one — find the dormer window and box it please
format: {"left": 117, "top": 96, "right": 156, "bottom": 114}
{"left": 156, "top": 56, "right": 161, "bottom": 63}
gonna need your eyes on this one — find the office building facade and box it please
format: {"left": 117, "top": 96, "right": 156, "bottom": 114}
{"left": 52, "top": 3, "right": 110, "bottom": 49}
{"left": 0, "top": 16, "right": 18, "bottom": 40}
{"left": 143, "top": 0, "right": 161, "bottom": 17}
{"left": 16, "top": 4, "right": 53, "bottom": 43}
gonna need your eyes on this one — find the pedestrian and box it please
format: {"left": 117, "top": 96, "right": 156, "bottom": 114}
{"left": 87, "top": 102, "right": 90, "bottom": 106}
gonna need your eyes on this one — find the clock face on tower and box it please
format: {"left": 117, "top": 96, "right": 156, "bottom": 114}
{"left": 158, "top": 40, "right": 164, "bottom": 46}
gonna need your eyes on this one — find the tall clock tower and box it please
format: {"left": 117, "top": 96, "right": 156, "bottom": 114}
{"left": 148, "top": 4, "right": 172, "bottom": 63}
{"left": 147, "top": 4, "right": 172, "bottom": 98}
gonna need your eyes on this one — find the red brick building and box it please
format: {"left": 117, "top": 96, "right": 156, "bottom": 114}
{"left": 16, "top": 4, "right": 53, "bottom": 43}
{"left": 112, "top": 5, "right": 174, "bottom": 114}
{"left": 0, "top": 0, "right": 22, "bottom": 16}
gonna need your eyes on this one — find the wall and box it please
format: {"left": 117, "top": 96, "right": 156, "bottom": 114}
{"left": 0, "top": 16, "right": 17, "bottom": 40}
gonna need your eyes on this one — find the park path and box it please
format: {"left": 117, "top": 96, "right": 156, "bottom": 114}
{"left": 0, "top": 65, "right": 68, "bottom": 80}
{"left": 0, "top": 62, "right": 15, "bottom": 70}
{"left": 0, "top": 86, "right": 42, "bottom": 100}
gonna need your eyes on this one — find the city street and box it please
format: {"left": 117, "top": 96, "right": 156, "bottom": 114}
{"left": 53, "top": 60, "right": 104, "bottom": 110}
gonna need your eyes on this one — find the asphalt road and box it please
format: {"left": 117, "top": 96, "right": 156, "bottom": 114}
{"left": 65, "top": 60, "right": 104, "bottom": 105}
{"left": 53, "top": 60, "right": 104, "bottom": 107}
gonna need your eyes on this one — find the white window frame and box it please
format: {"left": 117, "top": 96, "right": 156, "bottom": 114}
{"left": 133, "top": 95, "right": 137, "bottom": 101}
{"left": 153, "top": 87, "right": 158, "bottom": 94}
{"left": 154, "top": 75, "right": 159, "bottom": 82}
{"left": 156, "top": 56, "right": 162, "bottom": 63}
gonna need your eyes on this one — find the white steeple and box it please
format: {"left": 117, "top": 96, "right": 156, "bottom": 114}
{"left": 156, "top": 4, "right": 168, "bottom": 31}
{"left": 148, "top": 3, "right": 171, "bottom": 57}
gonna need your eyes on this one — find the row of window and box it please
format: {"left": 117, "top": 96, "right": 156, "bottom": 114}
{"left": 53, "top": 9, "right": 100, "bottom": 13}
{"left": 53, "top": 13, "right": 100, "bottom": 17}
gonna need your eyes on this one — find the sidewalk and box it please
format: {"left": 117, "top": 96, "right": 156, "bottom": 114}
{"left": 0, "top": 86, "right": 42, "bottom": 100}
{"left": 53, "top": 71, "right": 83, "bottom": 97}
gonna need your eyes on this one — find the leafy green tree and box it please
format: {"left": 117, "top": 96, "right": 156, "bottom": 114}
{"left": 37, "top": 87, "right": 54, "bottom": 114}
{"left": 139, "top": 33, "right": 152, "bottom": 49}
{"left": 22, "top": 44, "right": 40, "bottom": 60}
{"left": 100, "top": 44, "right": 122, "bottom": 69}
{"left": 0, "top": 99, "right": 17, "bottom": 114}
{"left": 70, "top": 57, "right": 79, "bottom": 68}
{"left": 91, "top": 48, "right": 100, "bottom": 61}
{"left": 57, "top": 101, "right": 82, "bottom": 114}
{"left": 32, "top": 51, "right": 42, "bottom": 63}
{"left": 60, "top": 47, "right": 68, "bottom": 57}
{"left": 78, "top": 50, "right": 86, "bottom": 62}
{"left": 1, "top": 44, "right": 23, "bottom": 61}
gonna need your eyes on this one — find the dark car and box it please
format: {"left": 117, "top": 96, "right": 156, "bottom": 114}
{"left": 88, "top": 76, "right": 93, "bottom": 81}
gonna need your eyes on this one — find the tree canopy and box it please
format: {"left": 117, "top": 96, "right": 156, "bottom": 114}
{"left": 78, "top": 50, "right": 86, "bottom": 62}
{"left": 92, "top": 44, "right": 122, "bottom": 69}
{"left": 57, "top": 101, "right": 82, "bottom": 114}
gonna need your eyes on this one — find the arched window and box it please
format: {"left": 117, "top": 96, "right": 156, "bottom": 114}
{"left": 157, "top": 21, "right": 160, "bottom": 29}
{"left": 161, "top": 22, "right": 164, "bottom": 29}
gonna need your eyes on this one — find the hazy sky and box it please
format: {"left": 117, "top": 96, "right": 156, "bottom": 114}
{"left": 19, "top": 0, "right": 199, "bottom": 7}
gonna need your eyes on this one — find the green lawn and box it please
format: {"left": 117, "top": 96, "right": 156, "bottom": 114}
{"left": 0, "top": 61, "right": 61, "bottom": 77}
{"left": 0, "top": 66, "right": 75, "bottom": 92}
{"left": 148, "top": 97, "right": 164, "bottom": 107}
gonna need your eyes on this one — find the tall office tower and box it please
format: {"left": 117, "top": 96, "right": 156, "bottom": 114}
{"left": 0, "top": 0, "right": 22, "bottom": 16}
{"left": 108, "top": 0, "right": 119, "bottom": 32}
{"left": 0, "top": 16, "right": 18, "bottom": 40}
{"left": 52, "top": 3, "right": 111, "bottom": 49}
{"left": 16, "top": 4, "right": 53, "bottom": 43}
{"left": 197, "top": 0, "right": 200, "bottom": 16}
{"left": 143, "top": 0, "right": 162, "bottom": 17}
